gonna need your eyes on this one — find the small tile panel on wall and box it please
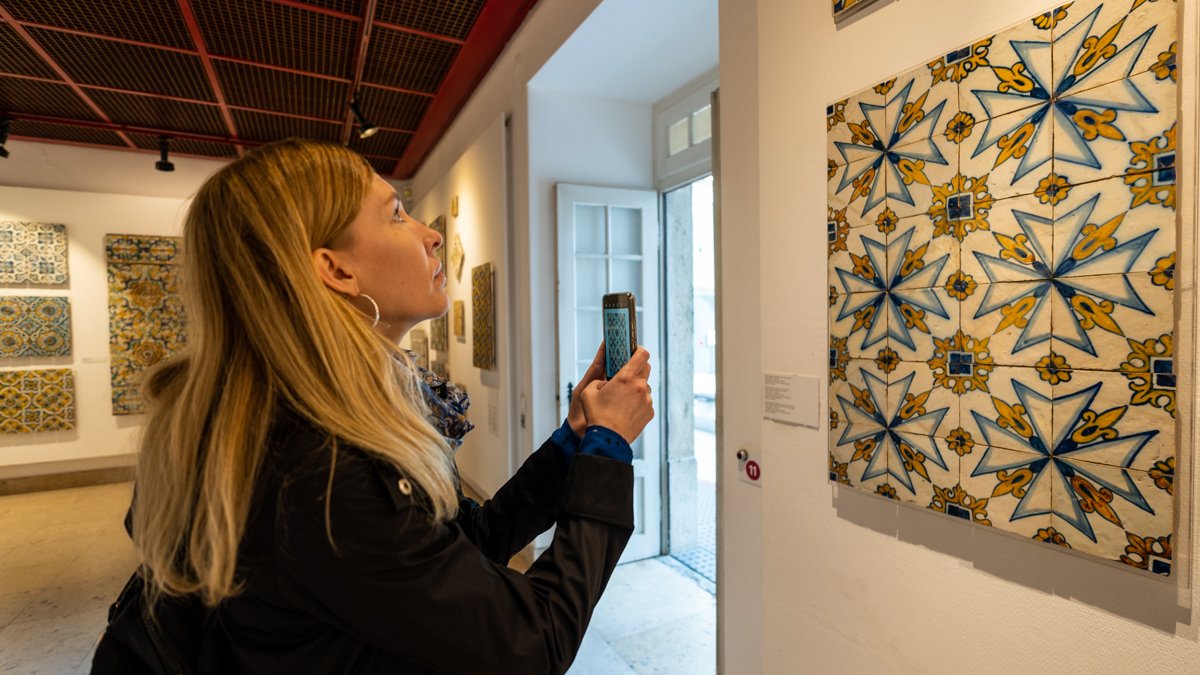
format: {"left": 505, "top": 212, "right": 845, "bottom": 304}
{"left": 472, "top": 262, "right": 496, "bottom": 370}
{"left": 0, "top": 297, "right": 71, "bottom": 358}
{"left": 826, "top": 0, "right": 1178, "bottom": 575}
{"left": 0, "top": 368, "right": 75, "bottom": 434}
{"left": 0, "top": 221, "right": 70, "bottom": 286}
{"left": 106, "top": 235, "right": 188, "bottom": 416}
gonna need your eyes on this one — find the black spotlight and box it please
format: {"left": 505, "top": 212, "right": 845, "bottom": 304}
{"left": 155, "top": 136, "right": 175, "bottom": 172}
{"left": 348, "top": 93, "right": 379, "bottom": 139}
{"left": 0, "top": 118, "right": 11, "bottom": 159}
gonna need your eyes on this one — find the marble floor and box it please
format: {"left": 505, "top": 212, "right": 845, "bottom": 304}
{"left": 0, "top": 482, "right": 714, "bottom": 674}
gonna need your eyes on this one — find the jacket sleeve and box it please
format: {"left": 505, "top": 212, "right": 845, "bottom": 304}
{"left": 274, "top": 445, "right": 634, "bottom": 675}
{"left": 453, "top": 425, "right": 575, "bottom": 563}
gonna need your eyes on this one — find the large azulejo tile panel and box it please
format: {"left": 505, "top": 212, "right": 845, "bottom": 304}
{"left": 0, "top": 222, "right": 69, "bottom": 286}
{"left": 106, "top": 235, "right": 188, "bottom": 415}
{"left": 0, "top": 368, "right": 75, "bottom": 433}
{"left": 0, "top": 297, "right": 71, "bottom": 358}
{"left": 825, "top": 0, "right": 1179, "bottom": 574}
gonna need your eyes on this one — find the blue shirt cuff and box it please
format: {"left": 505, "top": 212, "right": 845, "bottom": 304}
{"left": 551, "top": 419, "right": 582, "bottom": 463}
{"left": 579, "top": 425, "right": 633, "bottom": 464}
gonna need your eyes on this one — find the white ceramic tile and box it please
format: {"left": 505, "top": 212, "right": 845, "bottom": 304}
{"left": 1050, "top": 175, "right": 1176, "bottom": 279}
{"left": 1051, "top": 368, "right": 1175, "bottom": 473}
{"left": 959, "top": 193, "right": 1054, "bottom": 285}
{"left": 1049, "top": 273, "right": 1172, "bottom": 370}
{"left": 1051, "top": 0, "right": 1178, "bottom": 96}
{"left": 959, "top": 444, "right": 1053, "bottom": 537}
{"left": 959, "top": 365, "right": 1054, "bottom": 455}
{"left": 961, "top": 282, "right": 1054, "bottom": 368}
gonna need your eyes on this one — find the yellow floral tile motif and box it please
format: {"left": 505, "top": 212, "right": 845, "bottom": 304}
{"left": 471, "top": 262, "right": 495, "bottom": 369}
{"left": 452, "top": 300, "right": 465, "bottom": 338}
{"left": 106, "top": 235, "right": 187, "bottom": 415}
{"left": 0, "top": 222, "right": 69, "bottom": 286}
{"left": 826, "top": 0, "right": 1179, "bottom": 574}
{"left": 0, "top": 368, "right": 74, "bottom": 433}
{"left": 0, "top": 297, "right": 71, "bottom": 358}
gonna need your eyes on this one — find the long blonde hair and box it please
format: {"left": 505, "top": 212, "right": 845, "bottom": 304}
{"left": 133, "top": 139, "right": 458, "bottom": 606}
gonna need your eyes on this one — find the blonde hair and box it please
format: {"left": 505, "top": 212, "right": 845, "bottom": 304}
{"left": 133, "top": 139, "right": 458, "bottom": 606}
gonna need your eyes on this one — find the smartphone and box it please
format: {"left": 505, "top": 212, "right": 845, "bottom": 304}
{"left": 603, "top": 292, "right": 638, "bottom": 379}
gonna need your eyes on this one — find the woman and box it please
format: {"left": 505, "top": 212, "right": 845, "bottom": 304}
{"left": 94, "top": 139, "right": 654, "bottom": 674}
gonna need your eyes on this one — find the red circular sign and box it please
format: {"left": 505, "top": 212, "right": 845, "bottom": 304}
{"left": 745, "top": 460, "right": 761, "bottom": 481}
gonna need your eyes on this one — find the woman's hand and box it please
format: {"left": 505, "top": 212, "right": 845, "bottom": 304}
{"left": 579, "top": 347, "right": 654, "bottom": 445}
{"left": 567, "top": 343, "right": 606, "bottom": 438}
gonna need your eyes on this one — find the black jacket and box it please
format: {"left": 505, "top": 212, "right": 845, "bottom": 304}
{"left": 94, "top": 411, "right": 635, "bottom": 674}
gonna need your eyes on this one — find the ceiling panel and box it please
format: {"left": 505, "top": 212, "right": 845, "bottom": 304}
{"left": 347, "top": 128, "right": 411, "bottom": 158}
{"left": 374, "top": 0, "right": 484, "bottom": 41}
{"left": 0, "top": 77, "right": 101, "bottom": 119}
{"left": 294, "top": 0, "right": 364, "bottom": 15}
{"left": 215, "top": 60, "right": 349, "bottom": 121}
{"left": 354, "top": 86, "right": 429, "bottom": 132}
{"left": 85, "top": 89, "right": 230, "bottom": 137}
{"left": 231, "top": 108, "right": 341, "bottom": 143}
{"left": 363, "top": 26, "right": 458, "bottom": 94}
{"left": 194, "top": 0, "right": 357, "bottom": 78}
{"left": 29, "top": 28, "right": 215, "bottom": 101}
{"left": 1, "top": 0, "right": 195, "bottom": 50}
{"left": 9, "top": 118, "right": 126, "bottom": 146}
{"left": 128, "top": 132, "right": 239, "bottom": 159}
{"left": 0, "top": 22, "right": 59, "bottom": 79}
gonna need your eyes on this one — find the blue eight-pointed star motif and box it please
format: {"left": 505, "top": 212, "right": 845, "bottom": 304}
{"left": 837, "top": 227, "right": 950, "bottom": 351}
{"left": 970, "top": 7, "right": 1159, "bottom": 183}
{"left": 971, "top": 192, "right": 1154, "bottom": 356}
{"left": 970, "top": 381, "right": 1157, "bottom": 542}
{"left": 834, "top": 80, "right": 950, "bottom": 215}
{"left": 836, "top": 367, "right": 950, "bottom": 494}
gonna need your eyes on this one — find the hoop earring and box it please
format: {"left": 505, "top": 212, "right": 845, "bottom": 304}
{"left": 359, "top": 293, "right": 380, "bottom": 328}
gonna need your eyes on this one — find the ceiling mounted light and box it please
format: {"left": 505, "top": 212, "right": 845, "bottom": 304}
{"left": 0, "top": 118, "right": 11, "bottom": 159}
{"left": 155, "top": 136, "right": 175, "bottom": 172}
{"left": 349, "top": 93, "right": 379, "bottom": 139}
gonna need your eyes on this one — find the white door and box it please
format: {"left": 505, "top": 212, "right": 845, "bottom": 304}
{"left": 556, "top": 183, "right": 661, "bottom": 562}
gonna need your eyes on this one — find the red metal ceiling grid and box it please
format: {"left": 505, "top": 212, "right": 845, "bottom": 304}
{"left": 0, "top": 21, "right": 56, "bottom": 78}
{"left": 128, "top": 132, "right": 239, "bottom": 158}
{"left": 85, "top": 90, "right": 230, "bottom": 138}
{"left": 0, "top": 0, "right": 537, "bottom": 177}
{"left": 363, "top": 26, "right": 457, "bottom": 94}
{"left": 10, "top": 118, "right": 125, "bottom": 146}
{"left": 29, "top": 27, "right": 216, "bottom": 101}
{"left": 2, "top": 0, "right": 195, "bottom": 50}
{"left": 194, "top": 0, "right": 356, "bottom": 79}
{"left": 214, "top": 59, "right": 349, "bottom": 120}
{"left": 375, "top": 0, "right": 483, "bottom": 42}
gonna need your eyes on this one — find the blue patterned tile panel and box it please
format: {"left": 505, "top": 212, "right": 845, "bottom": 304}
{"left": 825, "top": 0, "right": 1179, "bottom": 575}
{"left": 0, "top": 222, "right": 69, "bottom": 286}
{"left": 0, "top": 297, "right": 71, "bottom": 358}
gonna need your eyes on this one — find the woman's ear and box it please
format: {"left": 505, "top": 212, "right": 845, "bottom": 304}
{"left": 312, "top": 247, "right": 358, "bottom": 296}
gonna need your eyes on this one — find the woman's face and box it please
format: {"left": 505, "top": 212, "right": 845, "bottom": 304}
{"left": 331, "top": 173, "right": 447, "bottom": 340}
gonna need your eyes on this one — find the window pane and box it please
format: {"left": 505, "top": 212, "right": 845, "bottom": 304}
{"left": 575, "top": 258, "right": 605, "bottom": 305}
{"left": 610, "top": 259, "right": 642, "bottom": 298}
{"left": 668, "top": 117, "right": 689, "bottom": 156}
{"left": 692, "top": 105, "right": 712, "bottom": 144}
{"left": 574, "top": 204, "right": 605, "bottom": 254}
{"left": 576, "top": 309, "right": 600, "bottom": 358}
{"left": 610, "top": 207, "right": 641, "bottom": 255}
{"left": 630, "top": 437, "right": 645, "bottom": 462}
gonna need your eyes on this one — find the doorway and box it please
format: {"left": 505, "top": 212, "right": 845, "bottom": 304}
{"left": 663, "top": 175, "right": 716, "bottom": 587}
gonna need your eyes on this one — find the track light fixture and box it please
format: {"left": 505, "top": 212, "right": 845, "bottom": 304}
{"left": 155, "top": 136, "right": 175, "bottom": 172}
{"left": 0, "top": 117, "right": 11, "bottom": 159}
{"left": 349, "top": 93, "right": 379, "bottom": 139}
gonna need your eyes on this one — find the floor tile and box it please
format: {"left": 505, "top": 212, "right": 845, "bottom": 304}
{"left": 608, "top": 609, "right": 715, "bottom": 675}
{"left": 586, "top": 559, "right": 715, "bottom": 644}
{"left": 567, "top": 631, "right": 637, "bottom": 675}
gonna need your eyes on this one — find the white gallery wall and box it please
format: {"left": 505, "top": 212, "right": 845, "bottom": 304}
{"left": 725, "top": 0, "right": 1200, "bottom": 671}
{"left": 408, "top": 116, "right": 514, "bottom": 497}
{"left": 0, "top": 186, "right": 189, "bottom": 476}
